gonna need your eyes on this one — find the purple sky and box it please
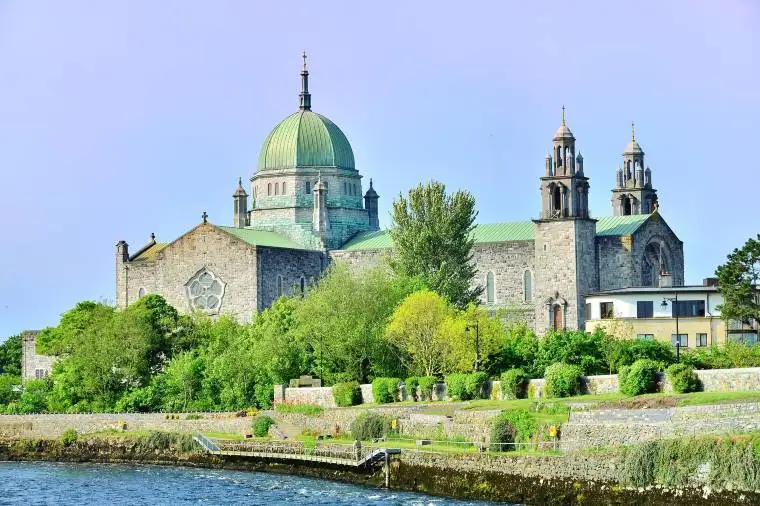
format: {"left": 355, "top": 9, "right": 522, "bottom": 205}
{"left": 1, "top": 1, "right": 758, "bottom": 338}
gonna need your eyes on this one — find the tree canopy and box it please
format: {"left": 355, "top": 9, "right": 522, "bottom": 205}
{"left": 716, "top": 234, "right": 760, "bottom": 325}
{"left": 390, "top": 180, "right": 481, "bottom": 308}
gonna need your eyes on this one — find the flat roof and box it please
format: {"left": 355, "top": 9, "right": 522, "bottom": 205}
{"left": 587, "top": 285, "right": 720, "bottom": 296}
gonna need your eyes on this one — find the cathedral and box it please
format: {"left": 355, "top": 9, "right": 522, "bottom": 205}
{"left": 115, "top": 56, "right": 684, "bottom": 334}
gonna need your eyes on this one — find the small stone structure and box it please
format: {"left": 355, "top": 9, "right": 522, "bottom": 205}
{"left": 21, "top": 331, "right": 57, "bottom": 382}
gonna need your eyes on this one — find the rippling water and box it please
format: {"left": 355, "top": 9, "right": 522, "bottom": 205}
{"left": 0, "top": 462, "right": 510, "bottom": 505}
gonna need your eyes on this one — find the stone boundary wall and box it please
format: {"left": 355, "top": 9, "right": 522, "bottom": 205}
{"left": 562, "top": 402, "right": 760, "bottom": 451}
{"left": 0, "top": 412, "right": 252, "bottom": 439}
{"left": 277, "top": 367, "right": 760, "bottom": 408}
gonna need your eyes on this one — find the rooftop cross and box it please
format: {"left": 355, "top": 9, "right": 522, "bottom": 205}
{"left": 299, "top": 51, "right": 311, "bottom": 111}
{"left": 561, "top": 105, "right": 566, "bottom": 125}
{"left": 631, "top": 121, "right": 636, "bottom": 142}
{"left": 202, "top": 211, "right": 208, "bottom": 224}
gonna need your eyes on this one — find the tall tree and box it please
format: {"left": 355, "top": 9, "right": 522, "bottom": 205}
{"left": 716, "top": 234, "right": 760, "bottom": 326}
{"left": 390, "top": 180, "right": 481, "bottom": 307}
{"left": 0, "top": 334, "right": 22, "bottom": 377}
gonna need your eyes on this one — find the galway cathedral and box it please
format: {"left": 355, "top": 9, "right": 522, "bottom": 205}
{"left": 115, "top": 56, "right": 683, "bottom": 334}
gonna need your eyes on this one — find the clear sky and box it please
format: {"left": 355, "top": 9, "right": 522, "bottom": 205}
{"left": 0, "top": 1, "right": 758, "bottom": 338}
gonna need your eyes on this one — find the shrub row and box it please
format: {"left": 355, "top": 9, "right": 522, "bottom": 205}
{"left": 332, "top": 381, "right": 362, "bottom": 407}
{"left": 445, "top": 372, "right": 489, "bottom": 400}
{"left": 372, "top": 377, "right": 402, "bottom": 404}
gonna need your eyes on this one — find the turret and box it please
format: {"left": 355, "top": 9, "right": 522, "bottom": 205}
{"left": 233, "top": 177, "right": 248, "bottom": 228}
{"left": 575, "top": 151, "right": 584, "bottom": 175}
{"left": 635, "top": 162, "right": 644, "bottom": 189}
{"left": 644, "top": 167, "right": 652, "bottom": 187}
{"left": 616, "top": 167, "right": 624, "bottom": 188}
{"left": 544, "top": 153, "right": 553, "bottom": 176}
{"left": 364, "top": 179, "right": 379, "bottom": 230}
{"left": 611, "top": 122, "right": 658, "bottom": 216}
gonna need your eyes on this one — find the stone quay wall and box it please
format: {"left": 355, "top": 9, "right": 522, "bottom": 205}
{"left": 0, "top": 412, "right": 252, "bottom": 439}
{"left": 561, "top": 402, "right": 760, "bottom": 451}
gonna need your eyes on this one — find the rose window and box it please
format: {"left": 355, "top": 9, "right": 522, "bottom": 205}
{"left": 185, "top": 268, "right": 226, "bottom": 314}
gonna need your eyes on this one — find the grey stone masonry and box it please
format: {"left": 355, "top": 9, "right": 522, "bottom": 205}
{"left": 21, "top": 331, "right": 57, "bottom": 381}
{"left": 533, "top": 218, "right": 598, "bottom": 333}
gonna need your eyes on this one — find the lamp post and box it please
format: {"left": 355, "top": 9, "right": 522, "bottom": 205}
{"left": 465, "top": 322, "right": 480, "bottom": 372}
{"left": 661, "top": 293, "right": 680, "bottom": 362}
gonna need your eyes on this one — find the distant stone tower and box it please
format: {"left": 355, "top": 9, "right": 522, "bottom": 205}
{"left": 533, "top": 108, "right": 598, "bottom": 333}
{"left": 611, "top": 123, "right": 658, "bottom": 215}
{"left": 233, "top": 177, "right": 249, "bottom": 228}
{"left": 363, "top": 179, "right": 379, "bottom": 230}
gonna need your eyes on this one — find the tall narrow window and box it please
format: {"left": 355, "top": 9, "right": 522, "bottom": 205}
{"left": 344, "top": 182, "right": 347, "bottom": 194}
{"left": 305, "top": 182, "right": 311, "bottom": 194}
{"left": 523, "top": 270, "right": 532, "bottom": 302}
{"left": 277, "top": 276, "right": 283, "bottom": 297}
{"left": 486, "top": 271, "right": 494, "bottom": 304}
{"left": 300, "top": 277, "right": 306, "bottom": 294}
{"left": 275, "top": 182, "right": 280, "bottom": 195}
{"left": 267, "top": 183, "right": 272, "bottom": 196}
{"left": 282, "top": 182, "right": 287, "bottom": 194}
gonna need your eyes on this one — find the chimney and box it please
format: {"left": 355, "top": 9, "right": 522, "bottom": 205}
{"left": 703, "top": 277, "right": 718, "bottom": 287}
{"left": 658, "top": 272, "right": 673, "bottom": 288}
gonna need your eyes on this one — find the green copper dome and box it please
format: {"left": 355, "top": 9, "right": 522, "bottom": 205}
{"left": 256, "top": 110, "right": 355, "bottom": 172}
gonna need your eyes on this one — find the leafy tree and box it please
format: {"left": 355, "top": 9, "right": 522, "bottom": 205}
{"left": 0, "top": 334, "right": 22, "bottom": 376}
{"left": 295, "top": 264, "right": 418, "bottom": 383}
{"left": 385, "top": 290, "right": 455, "bottom": 376}
{"left": 500, "top": 324, "right": 539, "bottom": 376}
{"left": 605, "top": 339, "right": 676, "bottom": 373}
{"left": 390, "top": 180, "right": 481, "bottom": 307}
{"left": 716, "top": 234, "right": 760, "bottom": 327}
{"left": 37, "top": 301, "right": 115, "bottom": 355}
{"left": 161, "top": 351, "right": 206, "bottom": 411}
{"left": 534, "top": 329, "right": 609, "bottom": 377}
{"left": 448, "top": 304, "right": 506, "bottom": 373}
{"left": 0, "top": 374, "right": 21, "bottom": 405}
{"left": 19, "top": 378, "right": 51, "bottom": 413}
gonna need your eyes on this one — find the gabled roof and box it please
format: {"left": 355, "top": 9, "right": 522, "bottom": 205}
{"left": 341, "top": 214, "right": 653, "bottom": 251}
{"left": 130, "top": 242, "right": 168, "bottom": 261}
{"left": 217, "top": 226, "right": 315, "bottom": 250}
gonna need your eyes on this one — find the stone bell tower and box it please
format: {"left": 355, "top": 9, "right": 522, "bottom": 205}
{"left": 533, "top": 107, "right": 598, "bottom": 334}
{"left": 611, "top": 122, "right": 658, "bottom": 216}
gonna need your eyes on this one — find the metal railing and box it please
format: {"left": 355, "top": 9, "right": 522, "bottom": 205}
{"left": 209, "top": 439, "right": 379, "bottom": 462}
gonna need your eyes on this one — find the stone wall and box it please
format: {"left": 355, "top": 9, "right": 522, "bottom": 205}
{"left": 329, "top": 248, "right": 387, "bottom": 272}
{"left": 0, "top": 412, "right": 252, "bottom": 439}
{"left": 257, "top": 246, "right": 324, "bottom": 311}
{"left": 631, "top": 214, "right": 685, "bottom": 287}
{"left": 561, "top": 402, "right": 760, "bottom": 451}
{"left": 21, "top": 331, "right": 57, "bottom": 382}
{"left": 284, "top": 387, "right": 337, "bottom": 408}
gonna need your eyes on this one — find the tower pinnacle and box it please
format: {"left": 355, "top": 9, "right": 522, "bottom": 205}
{"left": 299, "top": 51, "right": 311, "bottom": 111}
{"left": 561, "top": 105, "right": 566, "bottom": 125}
{"left": 631, "top": 121, "right": 636, "bottom": 142}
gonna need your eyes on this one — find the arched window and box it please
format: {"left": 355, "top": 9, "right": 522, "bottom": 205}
{"left": 277, "top": 276, "right": 283, "bottom": 297}
{"left": 138, "top": 287, "right": 146, "bottom": 298}
{"left": 523, "top": 270, "right": 532, "bottom": 302}
{"left": 344, "top": 182, "right": 347, "bottom": 194}
{"left": 354, "top": 183, "right": 358, "bottom": 196}
{"left": 486, "top": 271, "right": 495, "bottom": 304}
{"left": 267, "top": 183, "right": 272, "bottom": 196}
{"left": 282, "top": 182, "right": 287, "bottom": 194}
{"left": 275, "top": 182, "right": 280, "bottom": 195}
{"left": 323, "top": 181, "right": 328, "bottom": 191}
{"left": 305, "top": 182, "right": 311, "bottom": 194}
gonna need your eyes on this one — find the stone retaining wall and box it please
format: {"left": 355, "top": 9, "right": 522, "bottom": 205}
{"left": 0, "top": 412, "right": 252, "bottom": 438}
{"left": 277, "top": 366, "right": 760, "bottom": 408}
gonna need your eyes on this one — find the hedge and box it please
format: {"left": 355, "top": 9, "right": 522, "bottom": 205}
{"left": 666, "top": 363, "right": 701, "bottom": 394}
{"left": 350, "top": 412, "right": 388, "bottom": 441}
{"left": 404, "top": 376, "right": 420, "bottom": 401}
{"left": 544, "top": 363, "right": 583, "bottom": 398}
{"left": 332, "top": 381, "right": 362, "bottom": 407}
{"left": 418, "top": 376, "right": 437, "bottom": 401}
{"left": 371, "top": 377, "right": 401, "bottom": 404}
{"left": 500, "top": 368, "right": 529, "bottom": 400}
{"left": 619, "top": 359, "right": 659, "bottom": 396}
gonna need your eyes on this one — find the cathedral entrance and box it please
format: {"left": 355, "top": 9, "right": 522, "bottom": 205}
{"left": 553, "top": 304, "right": 563, "bottom": 331}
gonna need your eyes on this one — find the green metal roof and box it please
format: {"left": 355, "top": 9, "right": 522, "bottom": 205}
{"left": 218, "top": 226, "right": 313, "bottom": 250}
{"left": 256, "top": 110, "right": 355, "bottom": 172}
{"left": 341, "top": 215, "right": 652, "bottom": 250}
{"left": 595, "top": 214, "right": 650, "bottom": 236}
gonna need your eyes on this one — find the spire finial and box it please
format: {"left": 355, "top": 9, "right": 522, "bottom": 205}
{"left": 201, "top": 211, "right": 208, "bottom": 224}
{"left": 561, "top": 105, "right": 566, "bottom": 125}
{"left": 369, "top": 178, "right": 373, "bottom": 188}
{"left": 150, "top": 232, "right": 155, "bottom": 242}
{"left": 631, "top": 121, "right": 636, "bottom": 141}
{"left": 299, "top": 51, "right": 311, "bottom": 111}
{"left": 238, "top": 176, "right": 243, "bottom": 187}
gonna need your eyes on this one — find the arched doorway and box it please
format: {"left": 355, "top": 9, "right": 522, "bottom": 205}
{"left": 553, "top": 305, "right": 563, "bottom": 330}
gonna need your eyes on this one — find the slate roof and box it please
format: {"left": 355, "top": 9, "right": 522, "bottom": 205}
{"left": 341, "top": 214, "right": 652, "bottom": 251}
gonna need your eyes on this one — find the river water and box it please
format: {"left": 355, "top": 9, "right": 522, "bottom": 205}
{"left": 0, "top": 462, "right": 512, "bottom": 505}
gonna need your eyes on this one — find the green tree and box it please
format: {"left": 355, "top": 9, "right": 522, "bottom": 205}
{"left": 534, "top": 329, "right": 609, "bottom": 377}
{"left": 499, "top": 324, "right": 539, "bottom": 376}
{"left": 716, "top": 234, "right": 760, "bottom": 329}
{"left": 19, "top": 379, "right": 51, "bottom": 413}
{"left": 390, "top": 180, "right": 481, "bottom": 307}
{"left": 0, "top": 334, "right": 22, "bottom": 376}
{"left": 295, "top": 264, "right": 418, "bottom": 383}
{"left": 0, "top": 374, "right": 21, "bottom": 405}
{"left": 161, "top": 351, "right": 206, "bottom": 411}
{"left": 385, "top": 290, "right": 455, "bottom": 376}
{"left": 447, "top": 304, "right": 507, "bottom": 373}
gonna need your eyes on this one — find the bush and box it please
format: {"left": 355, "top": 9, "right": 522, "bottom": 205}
{"left": 350, "top": 412, "right": 387, "bottom": 441}
{"left": 418, "top": 376, "right": 437, "bottom": 401}
{"left": 543, "top": 363, "right": 583, "bottom": 398}
{"left": 275, "top": 402, "right": 326, "bottom": 415}
{"left": 332, "top": 381, "right": 362, "bottom": 408}
{"left": 500, "top": 368, "right": 529, "bottom": 400}
{"left": 60, "top": 428, "right": 78, "bottom": 447}
{"left": 404, "top": 377, "right": 420, "bottom": 401}
{"left": 444, "top": 373, "right": 468, "bottom": 400}
{"left": 619, "top": 359, "right": 660, "bottom": 396}
{"left": 666, "top": 363, "right": 701, "bottom": 394}
{"left": 490, "top": 416, "right": 516, "bottom": 451}
{"left": 465, "top": 372, "right": 489, "bottom": 400}
{"left": 252, "top": 415, "right": 275, "bottom": 437}
{"left": 607, "top": 339, "right": 676, "bottom": 373}
{"left": 371, "top": 377, "right": 401, "bottom": 404}
{"left": 499, "top": 409, "right": 538, "bottom": 443}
